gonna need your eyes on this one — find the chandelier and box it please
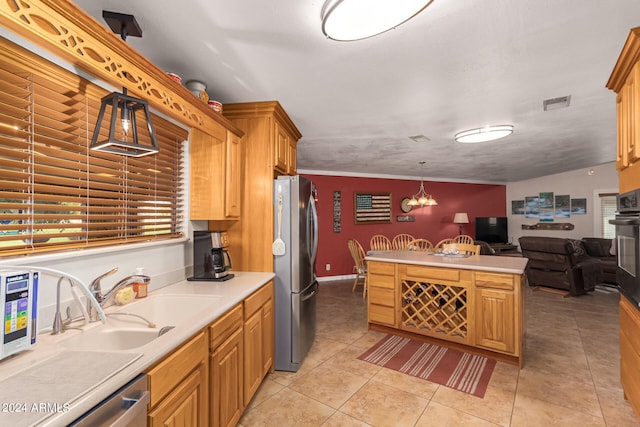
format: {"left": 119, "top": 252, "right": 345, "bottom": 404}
{"left": 408, "top": 161, "right": 437, "bottom": 207}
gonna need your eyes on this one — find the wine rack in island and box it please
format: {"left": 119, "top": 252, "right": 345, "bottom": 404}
{"left": 399, "top": 265, "right": 472, "bottom": 344}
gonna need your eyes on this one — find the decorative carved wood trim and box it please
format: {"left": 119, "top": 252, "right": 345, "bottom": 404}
{"left": 0, "top": 0, "right": 242, "bottom": 136}
{"left": 521, "top": 223, "right": 575, "bottom": 230}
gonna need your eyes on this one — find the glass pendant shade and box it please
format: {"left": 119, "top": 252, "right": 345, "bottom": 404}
{"left": 90, "top": 88, "right": 159, "bottom": 157}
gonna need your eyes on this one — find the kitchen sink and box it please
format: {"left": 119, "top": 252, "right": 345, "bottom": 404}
{"left": 61, "top": 294, "right": 221, "bottom": 351}
{"left": 61, "top": 327, "right": 161, "bottom": 351}
{"left": 110, "top": 294, "right": 222, "bottom": 325}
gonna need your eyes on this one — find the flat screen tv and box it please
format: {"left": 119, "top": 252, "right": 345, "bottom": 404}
{"left": 475, "top": 217, "right": 508, "bottom": 244}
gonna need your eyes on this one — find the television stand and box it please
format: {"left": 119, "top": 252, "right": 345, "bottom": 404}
{"left": 490, "top": 243, "right": 520, "bottom": 254}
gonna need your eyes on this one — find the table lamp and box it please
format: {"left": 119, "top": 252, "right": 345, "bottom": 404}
{"left": 453, "top": 212, "right": 469, "bottom": 235}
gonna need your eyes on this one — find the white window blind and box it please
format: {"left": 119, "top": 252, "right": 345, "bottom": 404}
{"left": 598, "top": 192, "right": 617, "bottom": 239}
{"left": 0, "top": 38, "right": 187, "bottom": 257}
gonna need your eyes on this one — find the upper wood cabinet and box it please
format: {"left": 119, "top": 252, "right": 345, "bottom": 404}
{"left": 190, "top": 126, "right": 242, "bottom": 220}
{"left": 607, "top": 26, "right": 640, "bottom": 193}
{"left": 220, "top": 102, "right": 302, "bottom": 272}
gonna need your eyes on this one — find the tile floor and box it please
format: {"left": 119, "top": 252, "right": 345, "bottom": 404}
{"left": 239, "top": 280, "right": 639, "bottom": 426}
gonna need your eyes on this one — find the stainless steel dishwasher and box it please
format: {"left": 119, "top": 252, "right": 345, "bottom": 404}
{"left": 68, "top": 374, "right": 149, "bottom": 426}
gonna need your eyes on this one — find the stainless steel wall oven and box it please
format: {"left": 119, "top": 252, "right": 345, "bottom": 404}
{"left": 611, "top": 188, "right": 640, "bottom": 308}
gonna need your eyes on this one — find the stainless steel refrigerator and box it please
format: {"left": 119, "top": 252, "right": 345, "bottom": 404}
{"left": 273, "top": 175, "right": 319, "bottom": 372}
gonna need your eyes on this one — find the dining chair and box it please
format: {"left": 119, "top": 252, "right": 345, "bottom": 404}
{"left": 405, "top": 238, "right": 433, "bottom": 252}
{"left": 392, "top": 233, "right": 415, "bottom": 250}
{"left": 347, "top": 238, "right": 368, "bottom": 298}
{"left": 453, "top": 234, "right": 475, "bottom": 244}
{"left": 370, "top": 234, "right": 391, "bottom": 251}
{"left": 434, "top": 238, "right": 454, "bottom": 250}
{"left": 443, "top": 243, "right": 480, "bottom": 255}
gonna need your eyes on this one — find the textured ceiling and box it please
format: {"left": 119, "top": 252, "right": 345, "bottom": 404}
{"left": 71, "top": 0, "right": 640, "bottom": 183}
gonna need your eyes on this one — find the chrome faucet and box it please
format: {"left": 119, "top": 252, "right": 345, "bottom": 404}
{"left": 87, "top": 267, "right": 151, "bottom": 322}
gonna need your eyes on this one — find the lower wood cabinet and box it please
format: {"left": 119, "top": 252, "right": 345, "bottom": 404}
{"left": 368, "top": 261, "right": 396, "bottom": 327}
{"left": 243, "top": 280, "right": 274, "bottom": 405}
{"left": 620, "top": 296, "right": 640, "bottom": 419}
{"left": 210, "top": 304, "right": 244, "bottom": 427}
{"left": 474, "top": 272, "right": 517, "bottom": 354}
{"left": 147, "top": 331, "right": 208, "bottom": 426}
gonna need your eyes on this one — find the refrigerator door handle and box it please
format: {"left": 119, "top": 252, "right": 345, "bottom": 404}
{"left": 308, "top": 193, "right": 319, "bottom": 265}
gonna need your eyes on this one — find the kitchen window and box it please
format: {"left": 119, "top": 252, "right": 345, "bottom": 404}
{"left": 0, "top": 37, "right": 187, "bottom": 257}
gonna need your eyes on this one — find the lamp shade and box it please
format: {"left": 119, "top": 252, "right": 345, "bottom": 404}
{"left": 453, "top": 213, "right": 469, "bottom": 224}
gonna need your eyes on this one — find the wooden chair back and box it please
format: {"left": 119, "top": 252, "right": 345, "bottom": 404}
{"left": 434, "top": 238, "right": 453, "bottom": 249}
{"left": 405, "top": 238, "right": 433, "bottom": 252}
{"left": 443, "top": 243, "right": 480, "bottom": 255}
{"left": 392, "top": 233, "right": 415, "bottom": 250}
{"left": 347, "top": 238, "right": 368, "bottom": 297}
{"left": 370, "top": 234, "right": 391, "bottom": 251}
{"left": 453, "top": 234, "right": 474, "bottom": 244}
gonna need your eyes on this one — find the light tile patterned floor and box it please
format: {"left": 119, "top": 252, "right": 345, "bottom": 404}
{"left": 239, "top": 281, "right": 639, "bottom": 426}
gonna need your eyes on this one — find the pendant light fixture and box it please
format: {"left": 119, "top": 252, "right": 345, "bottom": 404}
{"left": 408, "top": 161, "right": 437, "bottom": 207}
{"left": 90, "top": 11, "right": 159, "bottom": 157}
{"left": 321, "top": 0, "right": 434, "bottom": 41}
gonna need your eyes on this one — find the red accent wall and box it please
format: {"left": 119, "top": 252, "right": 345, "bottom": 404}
{"left": 302, "top": 174, "right": 506, "bottom": 278}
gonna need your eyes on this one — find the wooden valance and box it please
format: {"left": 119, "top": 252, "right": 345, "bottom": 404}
{"left": 0, "top": 0, "right": 242, "bottom": 137}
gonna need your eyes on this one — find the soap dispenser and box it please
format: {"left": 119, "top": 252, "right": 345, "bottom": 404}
{"left": 133, "top": 267, "right": 148, "bottom": 299}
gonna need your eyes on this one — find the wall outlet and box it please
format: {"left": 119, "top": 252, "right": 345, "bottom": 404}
{"left": 325, "top": 263, "right": 331, "bottom": 271}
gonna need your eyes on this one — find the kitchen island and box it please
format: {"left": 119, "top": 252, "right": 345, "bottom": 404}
{"left": 365, "top": 251, "right": 528, "bottom": 366}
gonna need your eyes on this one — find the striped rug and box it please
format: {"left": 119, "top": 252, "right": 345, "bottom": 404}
{"left": 357, "top": 334, "right": 496, "bottom": 398}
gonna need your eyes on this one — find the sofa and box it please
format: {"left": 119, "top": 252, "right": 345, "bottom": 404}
{"left": 518, "top": 236, "right": 604, "bottom": 296}
{"left": 580, "top": 237, "right": 617, "bottom": 285}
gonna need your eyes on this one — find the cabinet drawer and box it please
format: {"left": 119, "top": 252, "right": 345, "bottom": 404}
{"left": 475, "top": 272, "right": 514, "bottom": 290}
{"left": 147, "top": 331, "right": 207, "bottom": 408}
{"left": 369, "top": 273, "right": 395, "bottom": 289}
{"left": 369, "top": 287, "right": 394, "bottom": 306}
{"left": 245, "top": 281, "right": 274, "bottom": 319}
{"left": 404, "top": 265, "right": 462, "bottom": 282}
{"left": 369, "top": 304, "right": 395, "bottom": 326}
{"left": 368, "top": 262, "right": 395, "bottom": 276}
{"left": 210, "top": 303, "right": 243, "bottom": 350}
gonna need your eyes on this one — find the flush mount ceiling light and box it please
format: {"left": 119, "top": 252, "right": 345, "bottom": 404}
{"left": 321, "top": 0, "right": 434, "bottom": 41}
{"left": 454, "top": 125, "right": 514, "bottom": 144}
{"left": 90, "top": 11, "right": 159, "bottom": 157}
{"left": 408, "top": 161, "right": 437, "bottom": 207}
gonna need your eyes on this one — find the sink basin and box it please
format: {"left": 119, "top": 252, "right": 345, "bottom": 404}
{"left": 60, "top": 294, "right": 220, "bottom": 351}
{"left": 61, "top": 327, "right": 160, "bottom": 351}
{"left": 111, "top": 294, "right": 222, "bottom": 325}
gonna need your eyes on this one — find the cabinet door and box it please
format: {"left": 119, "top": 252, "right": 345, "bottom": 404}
{"left": 211, "top": 327, "right": 244, "bottom": 427}
{"left": 244, "top": 309, "right": 263, "bottom": 405}
{"left": 475, "top": 289, "right": 514, "bottom": 354}
{"left": 629, "top": 64, "right": 640, "bottom": 163}
{"left": 617, "top": 92, "right": 629, "bottom": 170}
{"left": 287, "top": 138, "right": 297, "bottom": 175}
{"left": 261, "top": 298, "right": 274, "bottom": 375}
{"left": 274, "top": 120, "right": 289, "bottom": 174}
{"left": 225, "top": 131, "right": 242, "bottom": 218}
{"left": 148, "top": 364, "right": 208, "bottom": 427}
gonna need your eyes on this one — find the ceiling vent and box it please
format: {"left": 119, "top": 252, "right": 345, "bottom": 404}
{"left": 543, "top": 95, "right": 571, "bottom": 111}
{"left": 409, "top": 135, "right": 430, "bottom": 143}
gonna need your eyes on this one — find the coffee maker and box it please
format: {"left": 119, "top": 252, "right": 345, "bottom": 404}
{"left": 188, "top": 231, "right": 234, "bottom": 281}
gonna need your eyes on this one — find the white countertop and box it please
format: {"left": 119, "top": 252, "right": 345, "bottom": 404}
{"left": 0, "top": 271, "right": 274, "bottom": 426}
{"left": 365, "top": 250, "right": 528, "bottom": 274}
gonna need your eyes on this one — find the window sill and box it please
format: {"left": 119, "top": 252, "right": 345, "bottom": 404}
{"left": 0, "top": 238, "right": 189, "bottom": 266}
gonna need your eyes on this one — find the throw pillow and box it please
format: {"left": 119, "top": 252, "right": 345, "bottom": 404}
{"left": 568, "top": 239, "right": 586, "bottom": 256}
{"left": 582, "top": 239, "right": 608, "bottom": 258}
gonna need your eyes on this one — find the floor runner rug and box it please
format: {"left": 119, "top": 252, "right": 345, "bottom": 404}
{"left": 357, "top": 334, "right": 496, "bottom": 398}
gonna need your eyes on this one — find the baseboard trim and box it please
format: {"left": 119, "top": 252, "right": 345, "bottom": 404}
{"left": 317, "top": 274, "right": 356, "bottom": 282}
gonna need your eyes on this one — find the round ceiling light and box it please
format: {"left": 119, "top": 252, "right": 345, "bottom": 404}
{"left": 321, "top": 0, "right": 433, "bottom": 42}
{"left": 454, "top": 125, "right": 514, "bottom": 143}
